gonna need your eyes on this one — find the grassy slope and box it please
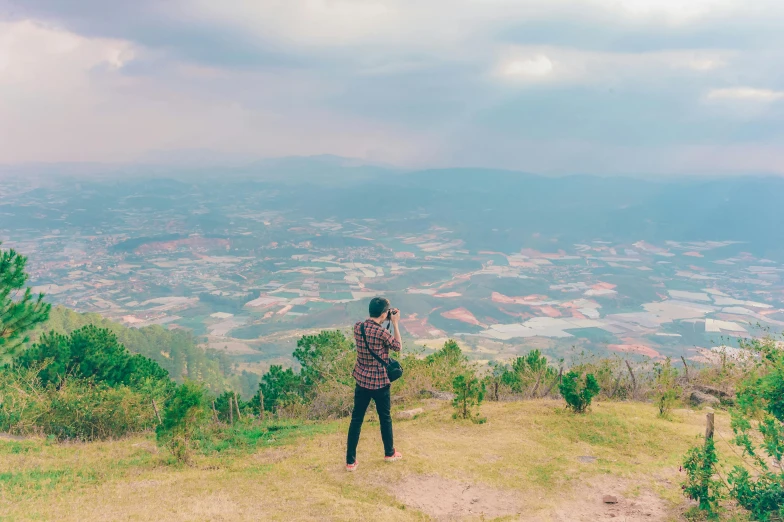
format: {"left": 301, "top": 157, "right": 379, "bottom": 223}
{"left": 0, "top": 401, "right": 744, "bottom": 521}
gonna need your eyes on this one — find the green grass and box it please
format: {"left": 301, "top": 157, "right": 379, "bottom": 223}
{"left": 196, "top": 419, "right": 342, "bottom": 454}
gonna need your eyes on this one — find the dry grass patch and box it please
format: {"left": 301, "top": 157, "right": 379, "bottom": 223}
{"left": 0, "top": 400, "right": 740, "bottom": 521}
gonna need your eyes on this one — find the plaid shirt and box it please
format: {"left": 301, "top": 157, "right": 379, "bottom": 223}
{"left": 353, "top": 319, "right": 401, "bottom": 390}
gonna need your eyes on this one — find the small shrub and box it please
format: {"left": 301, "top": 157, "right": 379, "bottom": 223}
{"left": 493, "top": 350, "right": 559, "bottom": 398}
{"left": 559, "top": 370, "right": 600, "bottom": 413}
{"left": 452, "top": 374, "right": 486, "bottom": 424}
{"left": 682, "top": 438, "right": 723, "bottom": 518}
{"left": 156, "top": 381, "right": 209, "bottom": 464}
{"left": 392, "top": 339, "right": 470, "bottom": 402}
{"left": 654, "top": 357, "right": 681, "bottom": 418}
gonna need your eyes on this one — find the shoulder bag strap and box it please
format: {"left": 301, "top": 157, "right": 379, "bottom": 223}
{"left": 360, "top": 322, "right": 388, "bottom": 369}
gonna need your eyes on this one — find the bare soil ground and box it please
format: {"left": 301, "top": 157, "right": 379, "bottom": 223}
{"left": 392, "top": 474, "right": 525, "bottom": 520}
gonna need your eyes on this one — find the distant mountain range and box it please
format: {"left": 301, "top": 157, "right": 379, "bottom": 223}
{"left": 3, "top": 155, "right": 784, "bottom": 259}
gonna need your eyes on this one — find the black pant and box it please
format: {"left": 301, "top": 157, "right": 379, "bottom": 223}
{"left": 346, "top": 384, "right": 394, "bottom": 464}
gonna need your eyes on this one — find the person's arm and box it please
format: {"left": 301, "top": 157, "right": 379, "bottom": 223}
{"left": 389, "top": 308, "right": 402, "bottom": 352}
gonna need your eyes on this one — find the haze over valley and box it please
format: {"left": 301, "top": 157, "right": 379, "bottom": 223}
{"left": 3, "top": 159, "right": 783, "bottom": 378}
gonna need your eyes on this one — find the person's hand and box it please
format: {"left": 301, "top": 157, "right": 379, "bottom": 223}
{"left": 390, "top": 308, "right": 400, "bottom": 325}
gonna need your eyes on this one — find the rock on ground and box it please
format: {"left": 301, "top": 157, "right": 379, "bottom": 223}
{"left": 420, "top": 390, "right": 456, "bottom": 401}
{"left": 690, "top": 390, "right": 721, "bottom": 407}
{"left": 397, "top": 408, "right": 424, "bottom": 419}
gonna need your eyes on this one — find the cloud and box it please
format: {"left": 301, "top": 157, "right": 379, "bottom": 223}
{"left": 0, "top": 20, "right": 135, "bottom": 82}
{"left": 0, "top": 19, "right": 431, "bottom": 165}
{"left": 706, "top": 87, "right": 784, "bottom": 102}
{"left": 493, "top": 46, "right": 732, "bottom": 86}
{"left": 1, "top": 0, "right": 784, "bottom": 174}
{"left": 502, "top": 55, "right": 554, "bottom": 78}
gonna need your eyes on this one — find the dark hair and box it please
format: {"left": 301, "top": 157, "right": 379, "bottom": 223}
{"left": 368, "top": 297, "right": 390, "bottom": 318}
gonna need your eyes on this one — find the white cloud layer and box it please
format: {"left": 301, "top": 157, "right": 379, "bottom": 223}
{"left": 494, "top": 46, "right": 733, "bottom": 85}
{"left": 1, "top": 0, "right": 784, "bottom": 174}
{"left": 706, "top": 87, "right": 784, "bottom": 102}
{"left": 0, "top": 20, "right": 428, "bottom": 164}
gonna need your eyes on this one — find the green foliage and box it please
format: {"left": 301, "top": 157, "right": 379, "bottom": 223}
{"left": 293, "top": 330, "right": 355, "bottom": 389}
{"left": 16, "top": 326, "right": 171, "bottom": 392}
{"left": 728, "top": 467, "right": 784, "bottom": 521}
{"left": 4, "top": 324, "right": 171, "bottom": 442}
{"left": 156, "top": 381, "right": 209, "bottom": 463}
{"left": 193, "top": 418, "right": 341, "bottom": 455}
{"left": 0, "top": 365, "right": 159, "bottom": 441}
{"left": 682, "top": 438, "right": 723, "bottom": 518}
{"left": 40, "top": 307, "right": 257, "bottom": 397}
{"left": 251, "top": 365, "right": 303, "bottom": 414}
{"left": 425, "top": 339, "right": 464, "bottom": 367}
{"left": 213, "top": 391, "right": 251, "bottom": 423}
{"left": 567, "top": 354, "right": 638, "bottom": 401}
{"left": 559, "top": 370, "right": 600, "bottom": 414}
{"left": 494, "top": 349, "right": 559, "bottom": 397}
{"left": 292, "top": 330, "right": 356, "bottom": 419}
{"left": 724, "top": 336, "right": 784, "bottom": 520}
{"left": 393, "top": 339, "right": 470, "bottom": 401}
{"left": 654, "top": 357, "right": 681, "bottom": 418}
{"left": 0, "top": 244, "right": 51, "bottom": 357}
{"left": 452, "top": 374, "right": 486, "bottom": 423}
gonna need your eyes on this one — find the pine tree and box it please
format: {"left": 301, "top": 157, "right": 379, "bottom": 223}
{"left": 452, "top": 374, "right": 486, "bottom": 423}
{"left": 0, "top": 244, "right": 50, "bottom": 357}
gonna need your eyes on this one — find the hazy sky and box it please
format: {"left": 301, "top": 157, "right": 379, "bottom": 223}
{"left": 1, "top": 1, "right": 783, "bottom": 174}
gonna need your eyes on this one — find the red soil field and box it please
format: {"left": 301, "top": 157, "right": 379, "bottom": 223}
{"left": 441, "top": 307, "right": 483, "bottom": 326}
{"left": 400, "top": 313, "right": 444, "bottom": 338}
{"left": 608, "top": 344, "right": 661, "bottom": 358}
{"left": 491, "top": 292, "right": 550, "bottom": 304}
{"left": 537, "top": 306, "right": 562, "bottom": 318}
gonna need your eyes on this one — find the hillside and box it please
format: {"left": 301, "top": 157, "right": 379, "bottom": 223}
{"left": 0, "top": 400, "right": 744, "bottom": 521}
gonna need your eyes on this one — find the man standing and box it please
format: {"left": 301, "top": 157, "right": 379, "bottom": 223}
{"left": 346, "top": 296, "right": 403, "bottom": 471}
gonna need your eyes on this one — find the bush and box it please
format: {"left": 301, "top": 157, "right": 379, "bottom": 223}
{"left": 654, "top": 357, "right": 681, "bottom": 417}
{"left": 559, "top": 370, "right": 600, "bottom": 413}
{"left": 452, "top": 374, "right": 486, "bottom": 423}
{"left": 38, "top": 381, "right": 157, "bottom": 440}
{"left": 491, "top": 349, "right": 559, "bottom": 399}
{"left": 567, "top": 354, "right": 645, "bottom": 401}
{"left": 728, "top": 466, "right": 784, "bottom": 521}
{"left": 680, "top": 335, "right": 784, "bottom": 520}
{"left": 0, "top": 365, "right": 159, "bottom": 440}
{"left": 243, "top": 364, "right": 300, "bottom": 417}
{"left": 16, "top": 325, "right": 171, "bottom": 391}
{"left": 393, "top": 339, "right": 470, "bottom": 402}
{"left": 682, "top": 438, "right": 723, "bottom": 518}
{"left": 294, "top": 330, "right": 356, "bottom": 419}
{"left": 725, "top": 336, "right": 784, "bottom": 520}
{"left": 156, "top": 381, "right": 209, "bottom": 463}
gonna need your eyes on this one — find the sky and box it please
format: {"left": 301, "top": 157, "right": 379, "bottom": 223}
{"left": 1, "top": 0, "right": 783, "bottom": 175}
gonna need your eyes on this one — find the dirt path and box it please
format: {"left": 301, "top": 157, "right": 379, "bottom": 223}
{"left": 390, "top": 473, "right": 681, "bottom": 521}
{"left": 391, "top": 474, "right": 525, "bottom": 520}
